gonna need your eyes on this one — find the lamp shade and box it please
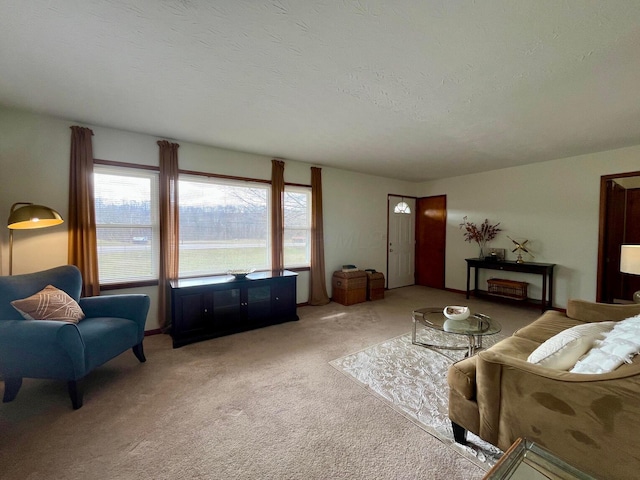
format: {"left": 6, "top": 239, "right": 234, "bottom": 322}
{"left": 620, "top": 245, "right": 640, "bottom": 275}
{"left": 7, "top": 203, "right": 64, "bottom": 230}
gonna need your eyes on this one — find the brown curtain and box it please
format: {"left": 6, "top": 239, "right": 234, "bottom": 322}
{"left": 309, "top": 167, "right": 330, "bottom": 305}
{"left": 68, "top": 126, "right": 100, "bottom": 297}
{"left": 271, "top": 159, "right": 285, "bottom": 272}
{"left": 158, "top": 140, "right": 180, "bottom": 331}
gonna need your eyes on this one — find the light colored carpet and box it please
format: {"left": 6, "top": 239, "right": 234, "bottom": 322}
{"left": 330, "top": 332, "right": 503, "bottom": 471}
{"left": 0, "top": 286, "right": 541, "bottom": 479}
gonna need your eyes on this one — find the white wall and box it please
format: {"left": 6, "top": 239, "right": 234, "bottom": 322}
{"left": 417, "top": 145, "right": 640, "bottom": 308}
{"left": 323, "top": 168, "right": 414, "bottom": 276}
{"left": 4, "top": 105, "right": 638, "bottom": 324}
{"left": 0, "top": 109, "right": 71, "bottom": 275}
{"left": 0, "top": 106, "right": 416, "bottom": 330}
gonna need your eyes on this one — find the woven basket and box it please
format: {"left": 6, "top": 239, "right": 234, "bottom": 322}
{"left": 487, "top": 278, "right": 528, "bottom": 300}
{"left": 366, "top": 272, "right": 385, "bottom": 301}
{"left": 332, "top": 271, "right": 367, "bottom": 305}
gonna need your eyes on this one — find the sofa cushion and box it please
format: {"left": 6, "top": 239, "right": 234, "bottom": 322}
{"left": 488, "top": 335, "right": 540, "bottom": 360}
{"left": 10, "top": 285, "right": 85, "bottom": 323}
{"left": 77, "top": 317, "right": 139, "bottom": 371}
{"left": 513, "top": 310, "right": 584, "bottom": 344}
{"left": 527, "top": 321, "right": 615, "bottom": 370}
{"left": 567, "top": 299, "right": 640, "bottom": 323}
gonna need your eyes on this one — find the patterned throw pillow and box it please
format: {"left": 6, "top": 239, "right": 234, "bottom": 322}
{"left": 11, "top": 285, "right": 85, "bottom": 323}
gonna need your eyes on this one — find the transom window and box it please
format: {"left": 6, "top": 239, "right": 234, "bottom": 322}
{"left": 394, "top": 201, "right": 411, "bottom": 214}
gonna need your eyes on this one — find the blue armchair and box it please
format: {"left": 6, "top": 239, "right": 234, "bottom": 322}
{"left": 0, "top": 265, "right": 150, "bottom": 409}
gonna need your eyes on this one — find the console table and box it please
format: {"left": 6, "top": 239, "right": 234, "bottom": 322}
{"left": 170, "top": 270, "right": 299, "bottom": 348}
{"left": 465, "top": 258, "right": 555, "bottom": 311}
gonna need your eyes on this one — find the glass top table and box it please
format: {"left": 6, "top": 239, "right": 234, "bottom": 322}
{"left": 411, "top": 307, "right": 501, "bottom": 359}
{"left": 483, "top": 438, "right": 596, "bottom": 479}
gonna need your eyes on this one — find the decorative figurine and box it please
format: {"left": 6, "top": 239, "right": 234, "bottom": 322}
{"left": 508, "top": 236, "right": 533, "bottom": 263}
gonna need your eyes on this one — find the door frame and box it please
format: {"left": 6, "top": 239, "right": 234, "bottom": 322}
{"left": 597, "top": 170, "right": 640, "bottom": 302}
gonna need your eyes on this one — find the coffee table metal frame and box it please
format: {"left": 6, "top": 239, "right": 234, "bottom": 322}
{"left": 411, "top": 307, "right": 500, "bottom": 359}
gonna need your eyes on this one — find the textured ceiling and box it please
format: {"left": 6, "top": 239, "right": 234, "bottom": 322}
{"left": 1, "top": 1, "right": 640, "bottom": 182}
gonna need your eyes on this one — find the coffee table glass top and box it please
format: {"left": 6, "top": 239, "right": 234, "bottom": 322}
{"left": 411, "top": 307, "right": 501, "bottom": 358}
{"left": 413, "top": 307, "right": 501, "bottom": 337}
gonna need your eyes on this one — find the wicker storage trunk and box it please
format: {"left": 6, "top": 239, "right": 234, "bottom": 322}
{"left": 366, "top": 272, "right": 385, "bottom": 301}
{"left": 332, "top": 271, "right": 367, "bottom": 305}
{"left": 487, "top": 278, "right": 528, "bottom": 300}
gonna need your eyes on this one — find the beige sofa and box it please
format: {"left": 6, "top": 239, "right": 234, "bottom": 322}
{"left": 447, "top": 300, "right": 640, "bottom": 480}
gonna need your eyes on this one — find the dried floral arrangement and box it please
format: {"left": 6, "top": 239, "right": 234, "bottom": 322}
{"left": 459, "top": 216, "right": 502, "bottom": 255}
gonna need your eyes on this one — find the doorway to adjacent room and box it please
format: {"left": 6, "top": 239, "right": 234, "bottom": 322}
{"left": 598, "top": 171, "right": 640, "bottom": 303}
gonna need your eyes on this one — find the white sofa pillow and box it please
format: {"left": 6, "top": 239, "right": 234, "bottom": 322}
{"left": 527, "top": 321, "right": 615, "bottom": 370}
{"left": 570, "top": 314, "right": 640, "bottom": 374}
{"left": 611, "top": 314, "right": 640, "bottom": 333}
{"left": 570, "top": 348, "right": 625, "bottom": 374}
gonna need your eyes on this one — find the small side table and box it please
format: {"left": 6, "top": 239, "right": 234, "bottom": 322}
{"left": 483, "top": 438, "right": 596, "bottom": 480}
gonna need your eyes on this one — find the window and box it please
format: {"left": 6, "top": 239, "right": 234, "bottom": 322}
{"left": 394, "top": 201, "right": 411, "bottom": 214}
{"left": 94, "top": 165, "right": 159, "bottom": 284}
{"left": 284, "top": 186, "right": 311, "bottom": 268}
{"left": 94, "top": 165, "right": 311, "bottom": 284}
{"left": 179, "top": 174, "right": 270, "bottom": 277}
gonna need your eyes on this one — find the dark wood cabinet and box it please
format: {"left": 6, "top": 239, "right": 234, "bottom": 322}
{"left": 170, "top": 270, "right": 299, "bottom": 348}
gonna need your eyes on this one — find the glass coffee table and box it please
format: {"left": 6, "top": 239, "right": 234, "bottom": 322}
{"left": 411, "top": 307, "right": 501, "bottom": 359}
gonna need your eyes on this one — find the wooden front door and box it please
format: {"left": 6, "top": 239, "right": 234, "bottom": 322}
{"left": 415, "top": 195, "right": 446, "bottom": 289}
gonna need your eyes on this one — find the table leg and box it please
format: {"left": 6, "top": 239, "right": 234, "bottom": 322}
{"left": 541, "top": 273, "right": 548, "bottom": 312}
{"left": 474, "top": 267, "right": 479, "bottom": 297}
{"left": 466, "top": 264, "right": 471, "bottom": 299}
{"left": 548, "top": 269, "right": 554, "bottom": 310}
{"left": 467, "top": 335, "right": 483, "bottom": 356}
{"left": 412, "top": 316, "right": 417, "bottom": 344}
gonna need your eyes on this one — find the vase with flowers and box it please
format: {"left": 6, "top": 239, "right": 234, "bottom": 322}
{"left": 459, "top": 216, "right": 502, "bottom": 258}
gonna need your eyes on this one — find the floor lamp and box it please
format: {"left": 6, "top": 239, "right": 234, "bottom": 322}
{"left": 620, "top": 244, "right": 640, "bottom": 303}
{"left": 7, "top": 202, "right": 64, "bottom": 275}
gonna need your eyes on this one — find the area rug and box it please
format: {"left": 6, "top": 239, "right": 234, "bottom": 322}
{"left": 329, "top": 330, "right": 504, "bottom": 471}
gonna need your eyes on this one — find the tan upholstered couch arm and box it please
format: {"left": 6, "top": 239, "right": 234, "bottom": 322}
{"left": 475, "top": 349, "right": 640, "bottom": 478}
{"left": 566, "top": 299, "right": 640, "bottom": 323}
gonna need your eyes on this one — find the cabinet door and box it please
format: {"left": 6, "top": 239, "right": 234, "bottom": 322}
{"left": 246, "top": 283, "right": 272, "bottom": 324}
{"left": 272, "top": 277, "right": 297, "bottom": 319}
{"left": 174, "top": 291, "right": 212, "bottom": 338}
{"left": 212, "top": 287, "right": 241, "bottom": 330}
